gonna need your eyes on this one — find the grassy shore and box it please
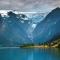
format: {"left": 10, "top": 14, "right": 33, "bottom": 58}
{"left": 20, "top": 38, "right": 60, "bottom": 48}
{"left": 20, "top": 45, "right": 50, "bottom": 48}
{"left": 20, "top": 44, "right": 60, "bottom": 48}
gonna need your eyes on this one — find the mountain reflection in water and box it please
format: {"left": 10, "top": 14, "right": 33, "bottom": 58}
{"left": 0, "top": 48, "right": 60, "bottom": 60}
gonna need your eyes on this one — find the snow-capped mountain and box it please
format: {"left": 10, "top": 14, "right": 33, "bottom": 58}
{"left": 0, "top": 11, "right": 31, "bottom": 46}
{"left": 0, "top": 10, "right": 47, "bottom": 46}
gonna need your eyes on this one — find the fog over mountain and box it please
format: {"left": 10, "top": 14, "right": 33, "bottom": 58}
{"left": 0, "top": 0, "right": 60, "bottom": 13}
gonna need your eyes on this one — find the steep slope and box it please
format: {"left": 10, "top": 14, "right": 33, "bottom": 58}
{"left": 33, "top": 7, "right": 60, "bottom": 43}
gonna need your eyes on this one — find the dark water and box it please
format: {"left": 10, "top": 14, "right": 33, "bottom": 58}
{"left": 0, "top": 48, "right": 60, "bottom": 60}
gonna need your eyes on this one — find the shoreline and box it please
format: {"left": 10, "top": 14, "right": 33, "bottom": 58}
{"left": 20, "top": 45, "right": 59, "bottom": 48}
{"left": 20, "top": 45, "right": 50, "bottom": 48}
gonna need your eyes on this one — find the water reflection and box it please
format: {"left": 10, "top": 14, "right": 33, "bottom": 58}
{"left": 34, "top": 48, "right": 60, "bottom": 60}
{"left": 0, "top": 48, "right": 34, "bottom": 60}
{"left": 0, "top": 48, "right": 60, "bottom": 60}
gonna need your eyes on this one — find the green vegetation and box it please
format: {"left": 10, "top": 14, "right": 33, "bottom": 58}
{"left": 20, "top": 35, "right": 60, "bottom": 48}
{"left": 20, "top": 43, "right": 34, "bottom": 48}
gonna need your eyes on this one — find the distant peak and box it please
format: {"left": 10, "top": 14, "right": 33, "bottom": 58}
{"left": 55, "top": 7, "right": 60, "bottom": 10}
{"left": 47, "top": 7, "right": 60, "bottom": 15}
{"left": 44, "top": 7, "right": 60, "bottom": 20}
{"left": 52, "top": 7, "right": 60, "bottom": 12}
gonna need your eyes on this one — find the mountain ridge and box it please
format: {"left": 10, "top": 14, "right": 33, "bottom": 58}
{"left": 33, "top": 7, "right": 60, "bottom": 43}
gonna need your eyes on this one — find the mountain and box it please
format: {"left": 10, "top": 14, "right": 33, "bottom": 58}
{"left": 0, "top": 11, "right": 32, "bottom": 46}
{"left": 0, "top": 10, "right": 48, "bottom": 46}
{"left": 30, "top": 13, "right": 47, "bottom": 23}
{"left": 33, "top": 7, "right": 60, "bottom": 43}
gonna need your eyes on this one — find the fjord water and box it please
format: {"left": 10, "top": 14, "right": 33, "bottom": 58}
{"left": 0, "top": 48, "right": 60, "bottom": 60}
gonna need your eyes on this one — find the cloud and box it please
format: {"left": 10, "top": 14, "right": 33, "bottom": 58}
{"left": 0, "top": 0, "right": 60, "bottom": 12}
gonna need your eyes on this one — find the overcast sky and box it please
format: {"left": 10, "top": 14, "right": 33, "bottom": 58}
{"left": 0, "top": 0, "right": 60, "bottom": 12}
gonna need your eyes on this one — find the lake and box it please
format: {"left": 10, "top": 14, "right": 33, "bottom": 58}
{"left": 0, "top": 48, "right": 60, "bottom": 60}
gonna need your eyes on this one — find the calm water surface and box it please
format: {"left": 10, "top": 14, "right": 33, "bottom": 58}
{"left": 0, "top": 48, "right": 60, "bottom": 60}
